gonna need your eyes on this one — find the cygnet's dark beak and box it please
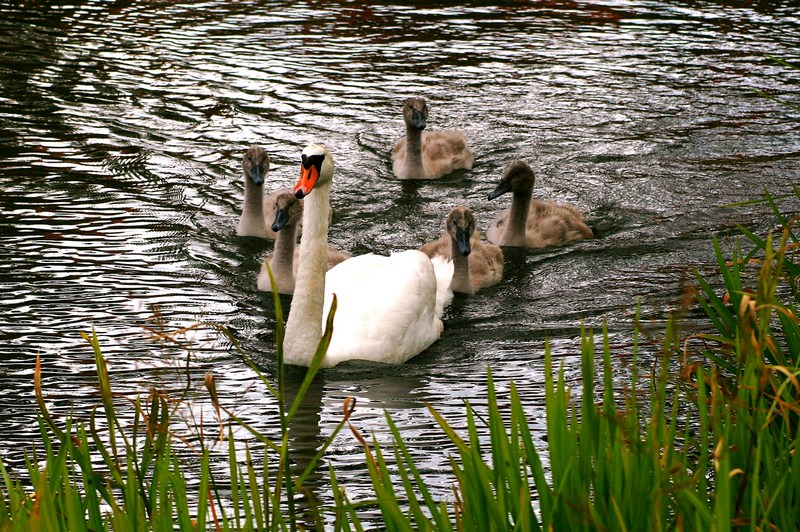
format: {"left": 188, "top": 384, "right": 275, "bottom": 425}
{"left": 456, "top": 227, "right": 471, "bottom": 256}
{"left": 272, "top": 207, "right": 290, "bottom": 233}
{"left": 250, "top": 165, "right": 265, "bottom": 186}
{"left": 411, "top": 109, "right": 426, "bottom": 130}
{"left": 488, "top": 179, "right": 512, "bottom": 200}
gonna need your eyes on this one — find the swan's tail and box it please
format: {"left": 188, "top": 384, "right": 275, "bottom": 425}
{"left": 430, "top": 255, "right": 454, "bottom": 317}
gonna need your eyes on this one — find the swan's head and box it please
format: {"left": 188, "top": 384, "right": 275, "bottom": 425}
{"left": 271, "top": 191, "right": 303, "bottom": 232}
{"left": 294, "top": 144, "right": 334, "bottom": 199}
{"left": 446, "top": 206, "right": 475, "bottom": 257}
{"left": 403, "top": 97, "right": 428, "bottom": 131}
{"left": 243, "top": 144, "right": 270, "bottom": 187}
{"left": 488, "top": 160, "right": 535, "bottom": 200}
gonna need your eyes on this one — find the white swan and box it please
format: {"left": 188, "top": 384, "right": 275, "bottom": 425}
{"left": 283, "top": 144, "right": 454, "bottom": 368}
{"left": 236, "top": 144, "right": 285, "bottom": 239}
{"left": 420, "top": 206, "right": 504, "bottom": 294}
{"left": 391, "top": 97, "right": 474, "bottom": 180}
{"left": 256, "top": 191, "right": 349, "bottom": 295}
{"left": 487, "top": 160, "right": 594, "bottom": 247}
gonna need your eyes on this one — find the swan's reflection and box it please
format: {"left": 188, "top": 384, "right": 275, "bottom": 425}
{"left": 279, "top": 362, "right": 429, "bottom": 522}
{"left": 280, "top": 368, "right": 326, "bottom": 523}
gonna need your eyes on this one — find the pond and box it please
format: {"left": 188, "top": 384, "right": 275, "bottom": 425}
{"left": 1, "top": 0, "right": 799, "bottom": 523}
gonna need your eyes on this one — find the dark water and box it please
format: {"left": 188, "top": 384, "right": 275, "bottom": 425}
{"left": 1, "top": 0, "right": 799, "bottom": 521}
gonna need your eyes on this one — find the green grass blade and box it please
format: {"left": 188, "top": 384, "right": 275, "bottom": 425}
{"left": 287, "top": 296, "right": 338, "bottom": 424}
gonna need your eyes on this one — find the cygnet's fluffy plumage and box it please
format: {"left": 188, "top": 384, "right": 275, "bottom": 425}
{"left": 487, "top": 160, "right": 593, "bottom": 247}
{"left": 257, "top": 192, "right": 349, "bottom": 294}
{"left": 392, "top": 97, "right": 474, "bottom": 180}
{"left": 420, "top": 206, "right": 503, "bottom": 294}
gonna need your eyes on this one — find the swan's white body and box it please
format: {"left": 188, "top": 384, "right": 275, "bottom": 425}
{"left": 318, "top": 252, "right": 452, "bottom": 366}
{"left": 283, "top": 145, "right": 453, "bottom": 368}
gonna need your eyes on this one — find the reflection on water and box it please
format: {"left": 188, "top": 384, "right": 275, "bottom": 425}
{"left": 1, "top": 0, "right": 799, "bottom": 520}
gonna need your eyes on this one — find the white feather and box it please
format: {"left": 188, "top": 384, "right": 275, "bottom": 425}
{"left": 320, "top": 251, "right": 453, "bottom": 366}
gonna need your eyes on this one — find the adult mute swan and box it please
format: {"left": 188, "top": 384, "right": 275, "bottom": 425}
{"left": 487, "top": 160, "right": 594, "bottom": 247}
{"left": 420, "top": 206, "right": 504, "bottom": 295}
{"left": 236, "top": 144, "right": 283, "bottom": 239}
{"left": 256, "top": 191, "right": 349, "bottom": 295}
{"left": 391, "top": 97, "right": 474, "bottom": 180}
{"left": 283, "top": 144, "right": 454, "bottom": 368}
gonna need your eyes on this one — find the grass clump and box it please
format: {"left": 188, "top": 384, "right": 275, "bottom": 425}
{"left": 349, "top": 193, "right": 800, "bottom": 530}
{"left": 1, "top": 193, "right": 799, "bottom": 530}
{"left": 0, "top": 270, "right": 345, "bottom": 531}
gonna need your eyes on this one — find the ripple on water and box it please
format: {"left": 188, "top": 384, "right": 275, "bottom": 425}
{"left": 1, "top": 0, "right": 800, "bottom": 521}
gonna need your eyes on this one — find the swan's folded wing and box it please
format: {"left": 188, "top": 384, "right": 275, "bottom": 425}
{"left": 322, "top": 251, "right": 444, "bottom": 365}
{"left": 429, "top": 255, "right": 454, "bottom": 316}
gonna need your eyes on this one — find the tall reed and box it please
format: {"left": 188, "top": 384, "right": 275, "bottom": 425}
{"left": 0, "top": 268, "right": 347, "bottom": 531}
{"left": 344, "top": 193, "right": 800, "bottom": 530}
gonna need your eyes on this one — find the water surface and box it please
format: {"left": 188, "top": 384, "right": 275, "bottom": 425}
{"left": 1, "top": 0, "right": 799, "bottom": 519}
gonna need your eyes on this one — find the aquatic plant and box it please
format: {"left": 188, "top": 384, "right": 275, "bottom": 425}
{"left": 0, "top": 269, "right": 343, "bottom": 531}
{"left": 1, "top": 194, "right": 799, "bottom": 530}
{"left": 344, "top": 190, "right": 800, "bottom": 530}
{"left": 753, "top": 56, "right": 800, "bottom": 112}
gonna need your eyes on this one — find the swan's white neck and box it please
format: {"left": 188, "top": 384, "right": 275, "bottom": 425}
{"left": 450, "top": 238, "right": 473, "bottom": 295}
{"left": 503, "top": 191, "right": 531, "bottom": 246}
{"left": 404, "top": 124, "right": 426, "bottom": 179}
{"left": 283, "top": 181, "right": 331, "bottom": 366}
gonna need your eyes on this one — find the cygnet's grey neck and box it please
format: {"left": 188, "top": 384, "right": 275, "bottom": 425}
{"left": 450, "top": 237, "right": 474, "bottom": 294}
{"left": 269, "top": 222, "right": 298, "bottom": 291}
{"left": 241, "top": 178, "right": 267, "bottom": 233}
{"left": 503, "top": 191, "right": 531, "bottom": 246}
{"left": 403, "top": 123, "right": 426, "bottom": 179}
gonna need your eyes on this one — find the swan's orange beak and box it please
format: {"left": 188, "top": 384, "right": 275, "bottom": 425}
{"left": 294, "top": 165, "right": 317, "bottom": 199}
{"left": 294, "top": 154, "right": 323, "bottom": 199}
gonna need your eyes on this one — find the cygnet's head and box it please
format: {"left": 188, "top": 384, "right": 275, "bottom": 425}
{"left": 294, "top": 144, "right": 334, "bottom": 199}
{"left": 271, "top": 191, "right": 303, "bottom": 233}
{"left": 243, "top": 144, "right": 270, "bottom": 186}
{"left": 403, "top": 97, "right": 428, "bottom": 131}
{"left": 446, "top": 206, "right": 475, "bottom": 256}
{"left": 488, "top": 160, "right": 535, "bottom": 200}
